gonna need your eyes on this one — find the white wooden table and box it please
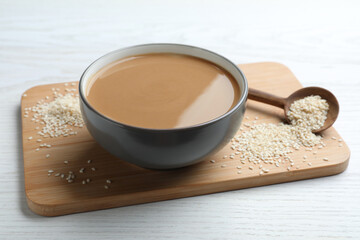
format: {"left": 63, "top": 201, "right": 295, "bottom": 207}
{"left": 1, "top": 0, "right": 359, "bottom": 239}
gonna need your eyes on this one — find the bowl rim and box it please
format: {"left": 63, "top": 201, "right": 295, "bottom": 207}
{"left": 79, "top": 43, "right": 248, "bottom": 132}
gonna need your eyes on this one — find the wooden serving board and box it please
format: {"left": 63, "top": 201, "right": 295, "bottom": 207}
{"left": 21, "top": 62, "right": 350, "bottom": 216}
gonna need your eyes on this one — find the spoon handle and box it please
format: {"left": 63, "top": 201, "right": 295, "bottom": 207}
{"left": 248, "top": 88, "right": 286, "bottom": 108}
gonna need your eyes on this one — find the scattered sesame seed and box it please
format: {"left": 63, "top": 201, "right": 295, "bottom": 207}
{"left": 237, "top": 171, "right": 242, "bottom": 174}
{"left": 46, "top": 144, "right": 52, "bottom": 148}
{"left": 236, "top": 166, "right": 242, "bottom": 169}
{"left": 37, "top": 139, "right": 42, "bottom": 142}
{"left": 308, "top": 162, "right": 312, "bottom": 166}
{"left": 79, "top": 168, "right": 85, "bottom": 173}
{"left": 255, "top": 116, "right": 259, "bottom": 120}
{"left": 313, "top": 151, "right": 317, "bottom": 155}
{"left": 91, "top": 167, "right": 96, "bottom": 171}
{"left": 223, "top": 155, "right": 227, "bottom": 159}
{"left": 331, "top": 136, "right": 337, "bottom": 140}
{"left": 64, "top": 160, "right": 68, "bottom": 164}
{"left": 249, "top": 166, "right": 254, "bottom": 170}
{"left": 86, "top": 178, "right": 91, "bottom": 183}
{"left": 104, "top": 185, "right": 109, "bottom": 189}
{"left": 71, "top": 82, "right": 76, "bottom": 86}
{"left": 259, "top": 171, "right": 264, "bottom": 175}
{"left": 87, "top": 159, "right": 92, "bottom": 164}
{"left": 303, "top": 155, "right": 307, "bottom": 159}
{"left": 323, "top": 157, "right": 329, "bottom": 161}
{"left": 210, "top": 160, "right": 215, "bottom": 163}
{"left": 28, "top": 136, "right": 33, "bottom": 140}
{"left": 23, "top": 94, "right": 27, "bottom": 97}
{"left": 48, "top": 170, "right": 54, "bottom": 173}
{"left": 296, "top": 166, "right": 300, "bottom": 169}
{"left": 230, "top": 155, "right": 234, "bottom": 159}
{"left": 106, "top": 179, "right": 112, "bottom": 184}
{"left": 35, "top": 148, "right": 39, "bottom": 152}
{"left": 338, "top": 139, "right": 343, "bottom": 142}
{"left": 287, "top": 166, "right": 291, "bottom": 171}
{"left": 46, "top": 154, "right": 50, "bottom": 158}
{"left": 262, "top": 169, "right": 269, "bottom": 173}
{"left": 245, "top": 116, "right": 249, "bottom": 120}
{"left": 54, "top": 173, "right": 60, "bottom": 177}
{"left": 82, "top": 180, "right": 86, "bottom": 184}
{"left": 339, "top": 144, "right": 343, "bottom": 147}
{"left": 221, "top": 164, "right": 226, "bottom": 168}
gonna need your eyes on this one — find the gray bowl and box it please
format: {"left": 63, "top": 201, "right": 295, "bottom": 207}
{"left": 79, "top": 43, "right": 248, "bottom": 169}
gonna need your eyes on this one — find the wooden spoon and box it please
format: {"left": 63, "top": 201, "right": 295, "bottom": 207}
{"left": 247, "top": 87, "right": 339, "bottom": 133}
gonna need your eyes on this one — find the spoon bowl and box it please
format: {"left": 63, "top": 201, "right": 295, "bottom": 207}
{"left": 248, "top": 86, "right": 339, "bottom": 133}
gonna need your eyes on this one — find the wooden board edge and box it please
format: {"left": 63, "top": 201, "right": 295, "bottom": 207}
{"left": 26, "top": 152, "right": 350, "bottom": 217}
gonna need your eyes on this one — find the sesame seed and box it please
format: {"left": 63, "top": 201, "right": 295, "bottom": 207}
{"left": 91, "top": 167, "right": 96, "bottom": 171}
{"left": 82, "top": 180, "right": 86, "bottom": 185}
{"left": 79, "top": 168, "right": 85, "bottom": 173}
{"left": 287, "top": 166, "right": 291, "bottom": 171}
{"left": 249, "top": 166, "right": 254, "bottom": 170}
{"left": 296, "top": 166, "right": 300, "bottom": 169}
{"left": 255, "top": 116, "right": 259, "bottom": 120}
{"left": 303, "top": 155, "right": 307, "bottom": 159}
{"left": 87, "top": 159, "right": 92, "bottom": 164}
{"left": 245, "top": 116, "right": 249, "bottom": 120}
{"left": 46, "top": 144, "right": 51, "bottom": 148}
{"left": 237, "top": 171, "right": 242, "bottom": 174}
{"left": 331, "top": 136, "right": 337, "bottom": 140}
{"left": 48, "top": 170, "right": 54, "bottom": 173}
{"left": 106, "top": 179, "right": 112, "bottom": 184}
{"left": 104, "top": 185, "right": 109, "bottom": 189}
{"left": 339, "top": 144, "right": 343, "bottom": 147}
{"left": 308, "top": 162, "right": 312, "bottom": 166}
{"left": 86, "top": 178, "right": 91, "bottom": 183}
{"left": 60, "top": 174, "right": 65, "bottom": 178}
{"left": 64, "top": 160, "right": 68, "bottom": 164}
{"left": 54, "top": 173, "right": 60, "bottom": 177}
{"left": 210, "top": 160, "right": 215, "bottom": 163}
{"left": 71, "top": 82, "right": 76, "bottom": 86}
{"left": 323, "top": 157, "right": 329, "bottom": 161}
{"left": 313, "top": 151, "right": 317, "bottom": 155}
{"left": 23, "top": 94, "right": 27, "bottom": 97}
{"left": 37, "top": 139, "right": 42, "bottom": 142}
{"left": 221, "top": 164, "right": 226, "bottom": 168}
{"left": 223, "top": 155, "right": 227, "bottom": 159}
{"left": 28, "top": 136, "right": 33, "bottom": 140}
{"left": 338, "top": 139, "right": 343, "bottom": 142}
{"left": 35, "top": 148, "right": 39, "bottom": 152}
{"left": 262, "top": 169, "right": 269, "bottom": 173}
{"left": 236, "top": 166, "right": 242, "bottom": 169}
{"left": 46, "top": 154, "right": 50, "bottom": 158}
{"left": 230, "top": 155, "right": 234, "bottom": 159}
{"left": 259, "top": 171, "right": 264, "bottom": 175}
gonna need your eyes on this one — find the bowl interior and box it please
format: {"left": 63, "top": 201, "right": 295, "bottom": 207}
{"left": 79, "top": 43, "right": 248, "bottom": 129}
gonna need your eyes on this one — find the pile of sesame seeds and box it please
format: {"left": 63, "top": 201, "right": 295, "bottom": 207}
{"left": 287, "top": 95, "right": 329, "bottom": 131}
{"left": 210, "top": 94, "right": 337, "bottom": 175}
{"left": 24, "top": 83, "right": 113, "bottom": 190}
{"left": 24, "top": 87, "right": 84, "bottom": 138}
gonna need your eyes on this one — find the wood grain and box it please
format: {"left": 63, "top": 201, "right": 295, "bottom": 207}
{"left": 21, "top": 62, "right": 350, "bottom": 216}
